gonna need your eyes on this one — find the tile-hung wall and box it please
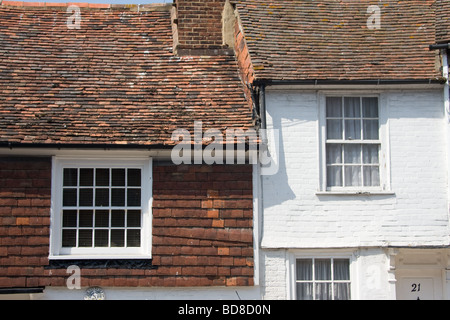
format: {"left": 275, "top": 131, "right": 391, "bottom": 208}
{"left": 0, "top": 157, "right": 255, "bottom": 290}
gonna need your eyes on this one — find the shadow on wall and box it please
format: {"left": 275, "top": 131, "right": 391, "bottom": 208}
{"left": 261, "top": 98, "right": 296, "bottom": 209}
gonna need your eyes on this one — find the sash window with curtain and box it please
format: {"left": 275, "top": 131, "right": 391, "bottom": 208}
{"left": 296, "top": 258, "right": 351, "bottom": 300}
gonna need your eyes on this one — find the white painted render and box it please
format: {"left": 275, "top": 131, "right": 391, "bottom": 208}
{"left": 260, "top": 248, "right": 395, "bottom": 300}
{"left": 259, "top": 86, "right": 450, "bottom": 300}
{"left": 260, "top": 247, "right": 450, "bottom": 300}
{"left": 262, "top": 88, "right": 449, "bottom": 249}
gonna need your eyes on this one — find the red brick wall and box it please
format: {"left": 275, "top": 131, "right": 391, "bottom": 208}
{"left": 152, "top": 164, "right": 254, "bottom": 287}
{"left": 175, "top": 0, "right": 225, "bottom": 50}
{"left": 0, "top": 157, "right": 254, "bottom": 289}
{"left": 0, "top": 157, "right": 52, "bottom": 289}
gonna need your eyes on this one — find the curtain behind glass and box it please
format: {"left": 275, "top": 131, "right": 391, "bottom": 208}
{"left": 344, "top": 97, "right": 361, "bottom": 140}
{"left": 362, "top": 97, "right": 379, "bottom": 140}
{"left": 315, "top": 259, "right": 332, "bottom": 300}
{"left": 326, "top": 97, "right": 343, "bottom": 140}
{"left": 327, "top": 144, "right": 342, "bottom": 187}
{"left": 297, "top": 283, "right": 313, "bottom": 300}
{"left": 296, "top": 259, "right": 351, "bottom": 300}
{"left": 334, "top": 283, "right": 350, "bottom": 300}
{"left": 344, "top": 145, "right": 362, "bottom": 187}
{"left": 296, "top": 259, "right": 313, "bottom": 300}
{"left": 334, "top": 259, "right": 351, "bottom": 300}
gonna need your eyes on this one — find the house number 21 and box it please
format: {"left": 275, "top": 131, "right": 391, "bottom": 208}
{"left": 411, "top": 283, "right": 421, "bottom": 292}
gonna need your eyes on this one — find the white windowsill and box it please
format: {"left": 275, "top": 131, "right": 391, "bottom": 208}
{"left": 49, "top": 255, "right": 152, "bottom": 260}
{"left": 316, "top": 191, "right": 395, "bottom": 196}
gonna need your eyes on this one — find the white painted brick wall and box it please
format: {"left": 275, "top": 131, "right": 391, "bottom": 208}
{"left": 260, "top": 247, "right": 395, "bottom": 300}
{"left": 355, "top": 248, "right": 393, "bottom": 300}
{"left": 262, "top": 89, "right": 450, "bottom": 249}
{"left": 260, "top": 250, "right": 288, "bottom": 300}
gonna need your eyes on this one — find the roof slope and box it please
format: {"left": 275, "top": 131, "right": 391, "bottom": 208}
{"left": 234, "top": 0, "right": 440, "bottom": 81}
{"left": 435, "top": 0, "right": 450, "bottom": 43}
{"left": 0, "top": 4, "right": 252, "bottom": 147}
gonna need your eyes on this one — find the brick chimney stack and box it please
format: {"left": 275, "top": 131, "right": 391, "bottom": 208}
{"left": 172, "top": 0, "right": 235, "bottom": 55}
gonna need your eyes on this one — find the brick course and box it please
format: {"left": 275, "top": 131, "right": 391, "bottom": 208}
{"left": 234, "top": 17, "right": 255, "bottom": 112}
{"left": 0, "top": 157, "right": 254, "bottom": 289}
{"left": 0, "top": 157, "right": 51, "bottom": 288}
{"left": 175, "top": 0, "right": 225, "bottom": 50}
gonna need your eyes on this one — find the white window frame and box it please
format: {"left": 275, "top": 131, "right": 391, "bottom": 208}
{"left": 317, "top": 92, "right": 391, "bottom": 194}
{"left": 287, "top": 251, "right": 357, "bottom": 300}
{"left": 49, "top": 156, "right": 153, "bottom": 260}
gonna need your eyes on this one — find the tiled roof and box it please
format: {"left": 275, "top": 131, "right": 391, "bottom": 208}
{"left": 435, "top": 0, "right": 450, "bottom": 43}
{"left": 234, "top": 0, "right": 441, "bottom": 82}
{"left": 0, "top": 3, "right": 253, "bottom": 147}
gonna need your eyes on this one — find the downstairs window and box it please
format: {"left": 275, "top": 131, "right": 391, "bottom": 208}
{"left": 296, "top": 258, "right": 351, "bottom": 300}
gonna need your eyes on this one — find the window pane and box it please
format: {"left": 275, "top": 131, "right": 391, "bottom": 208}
{"left": 111, "top": 210, "right": 125, "bottom": 227}
{"left": 327, "top": 120, "right": 342, "bottom": 140}
{"left": 78, "top": 229, "right": 93, "bottom": 247}
{"left": 344, "top": 166, "right": 362, "bottom": 187}
{"left": 362, "top": 97, "right": 379, "bottom": 118}
{"left": 327, "top": 166, "right": 343, "bottom": 187}
{"left": 96, "top": 169, "right": 110, "bottom": 187}
{"left": 95, "top": 210, "right": 109, "bottom": 228}
{"left": 60, "top": 163, "right": 147, "bottom": 253}
{"left": 334, "top": 259, "right": 350, "bottom": 280}
{"left": 63, "top": 189, "right": 77, "bottom": 207}
{"left": 363, "top": 120, "right": 379, "bottom": 140}
{"left": 63, "top": 169, "right": 78, "bottom": 187}
{"left": 315, "top": 283, "right": 332, "bottom": 300}
{"left": 344, "top": 145, "right": 361, "bottom": 164}
{"left": 326, "top": 144, "right": 342, "bottom": 164}
{"left": 364, "top": 166, "right": 380, "bottom": 187}
{"left": 95, "top": 189, "right": 109, "bottom": 207}
{"left": 111, "top": 229, "right": 125, "bottom": 247}
{"left": 111, "top": 188, "right": 126, "bottom": 207}
{"left": 297, "top": 283, "right": 313, "bottom": 300}
{"left": 112, "top": 169, "right": 126, "bottom": 186}
{"left": 127, "top": 230, "right": 141, "bottom": 247}
{"left": 127, "top": 210, "right": 141, "bottom": 228}
{"left": 326, "top": 97, "right": 342, "bottom": 118}
{"left": 344, "top": 120, "right": 361, "bottom": 140}
{"left": 63, "top": 210, "right": 77, "bottom": 228}
{"left": 127, "top": 189, "right": 141, "bottom": 207}
{"left": 334, "top": 283, "right": 351, "bottom": 300}
{"left": 128, "top": 169, "right": 141, "bottom": 187}
{"left": 296, "top": 259, "right": 313, "bottom": 281}
{"left": 80, "top": 169, "right": 94, "bottom": 187}
{"left": 79, "top": 210, "right": 93, "bottom": 228}
{"left": 62, "top": 230, "right": 76, "bottom": 247}
{"left": 344, "top": 97, "right": 361, "bottom": 118}
{"left": 79, "top": 188, "right": 93, "bottom": 207}
{"left": 315, "top": 259, "right": 331, "bottom": 280}
{"left": 363, "top": 145, "right": 379, "bottom": 164}
{"left": 95, "top": 230, "right": 109, "bottom": 247}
